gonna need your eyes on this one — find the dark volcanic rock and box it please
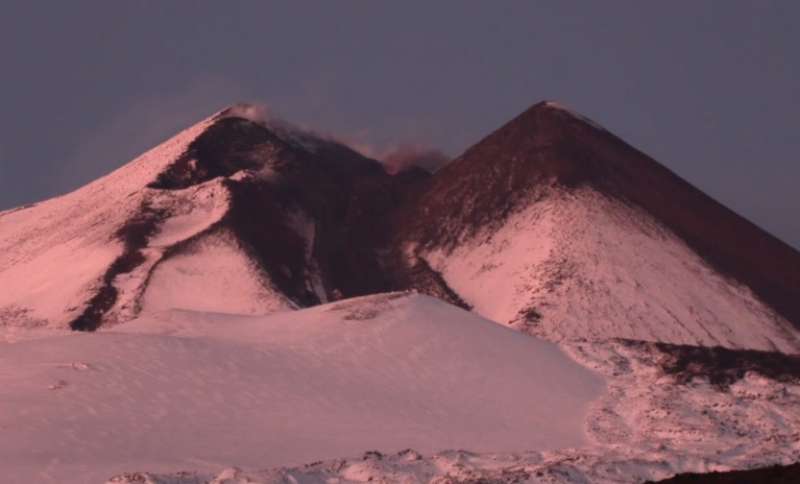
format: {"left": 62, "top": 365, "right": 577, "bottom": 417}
{"left": 621, "top": 339, "right": 800, "bottom": 389}
{"left": 649, "top": 463, "right": 800, "bottom": 484}
{"left": 70, "top": 203, "right": 166, "bottom": 331}
{"left": 149, "top": 114, "right": 433, "bottom": 307}
{"left": 149, "top": 117, "right": 291, "bottom": 190}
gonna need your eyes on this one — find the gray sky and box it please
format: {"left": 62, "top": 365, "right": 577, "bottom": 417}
{"left": 0, "top": 2, "right": 797, "bottom": 248}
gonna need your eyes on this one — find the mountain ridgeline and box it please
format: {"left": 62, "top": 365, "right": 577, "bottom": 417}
{"left": 1, "top": 102, "right": 798, "bottom": 352}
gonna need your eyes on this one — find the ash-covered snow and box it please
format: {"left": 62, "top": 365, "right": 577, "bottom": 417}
{"left": 422, "top": 187, "right": 800, "bottom": 353}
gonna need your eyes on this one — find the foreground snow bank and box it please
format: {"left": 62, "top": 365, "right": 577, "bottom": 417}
{"left": 0, "top": 293, "right": 602, "bottom": 484}
{"left": 109, "top": 338, "right": 800, "bottom": 484}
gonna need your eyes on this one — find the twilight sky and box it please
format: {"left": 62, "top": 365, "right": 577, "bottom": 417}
{"left": 0, "top": 2, "right": 797, "bottom": 248}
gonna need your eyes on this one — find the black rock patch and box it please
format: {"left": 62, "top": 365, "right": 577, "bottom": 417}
{"left": 70, "top": 203, "right": 166, "bottom": 331}
{"left": 648, "top": 462, "right": 800, "bottom": 484}
{"left": 149, "top": 117, "right": 290, "bottom": 190}
{"left": 622, "top": 340, "right": 800, "bottom": 389}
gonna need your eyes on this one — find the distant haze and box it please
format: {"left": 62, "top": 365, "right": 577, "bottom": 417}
{"left": 0, "top": 2, "right": 797, "bottom": 248}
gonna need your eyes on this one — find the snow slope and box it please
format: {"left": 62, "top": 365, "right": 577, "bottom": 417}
{"left": 110, "top": 338, "right": 800, "bottom": 484}
{"left": 0, "top": 112, "right": 299, "bottom": 332}
{"left": 418, "top": 187, "right": 800, "bottom": 353}
{"left": 140, "top": 228, "right": 290, "bottom": 315}
{"left": 0, "top": 293, "right": 603, "bottom": 484}
{"left": 0, "top": 117, "right": 214, "bottom": 329}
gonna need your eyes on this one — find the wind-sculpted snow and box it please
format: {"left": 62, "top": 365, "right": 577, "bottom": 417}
{"left": 0, "top": 294, "right": 602, "bottom": 484}
{"left": 106, "top": 336, "right": 800, "bottom": 484}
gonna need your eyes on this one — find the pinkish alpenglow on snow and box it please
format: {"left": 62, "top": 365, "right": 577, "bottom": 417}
{"left": 1, "top": 101, "right": 799, "bottom": 484}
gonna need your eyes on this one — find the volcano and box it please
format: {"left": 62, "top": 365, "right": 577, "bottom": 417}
{"left": 1, "top": 101, "right": 799, "bottom": 352}
{"left": 0, "top": 106, "right": 424, "bottom": 331}
{"left": 395, "top": 101, "right": 800, "bottom": 352}
{"left": 2, "top": 101, "right": 800, "bottom": 484}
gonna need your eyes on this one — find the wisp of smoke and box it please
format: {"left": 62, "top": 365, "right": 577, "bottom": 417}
{"left": 222, "top": 103, "right": 451, "bottom": 175}
{"left": 221, "top": 103, "right": 271, "bottom": 125}
{"left": 222, "top": 102, "right": 328, "bottom": 145}
{"left": 380, "top": 145, "right": 450, "bottom": 175}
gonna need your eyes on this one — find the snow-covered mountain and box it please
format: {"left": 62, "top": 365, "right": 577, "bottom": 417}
{"left": 2, "top": 100, "right": 800, "bottom": 483}
{"left": 3, "top": 101, "right": 798, "bottom": 352}
{"left": 0, "top": 106, "right": 422, "bottom": 332}
{"left": 395, "top": 101, "right": 800, "bottom": 352}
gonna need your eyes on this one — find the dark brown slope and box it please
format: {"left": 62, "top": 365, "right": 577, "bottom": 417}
{"left": 395, "top": 101, "right": 800, "bottom": 329}
{"left": 149, "top": 113, "right": 429, "bottom": 307}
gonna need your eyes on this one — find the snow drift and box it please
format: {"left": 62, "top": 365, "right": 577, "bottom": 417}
{"left": 0, "top": 293, "right": 602, "bottom": 483}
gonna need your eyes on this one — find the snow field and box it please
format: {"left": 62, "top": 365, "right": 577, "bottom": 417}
{"left": 0, "top": 293, "right": 603, "bottom": 484}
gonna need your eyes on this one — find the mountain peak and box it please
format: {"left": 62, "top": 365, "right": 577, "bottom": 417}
{"left": 217, "top": 103, "right": 355, "bottom": 157}
{"left": 218, "top": 103, "right": 269, "bottom": 124}
{"left": 428, "top": 100, "right": 625, "bottom": 201}
{"left": 2, "top": 99, "right": 799, "bottom": 346}
{"left": 400, "top": 100, "right": 800, "bottom": 337}
{"left": 147, "top": 115, "right": 292, "bottom": 190}
{"left": 505, "top": 100, "right": 609, "bottom": 133}
{"left": 526, "top": 99, "right": 573, "bottom": 113}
